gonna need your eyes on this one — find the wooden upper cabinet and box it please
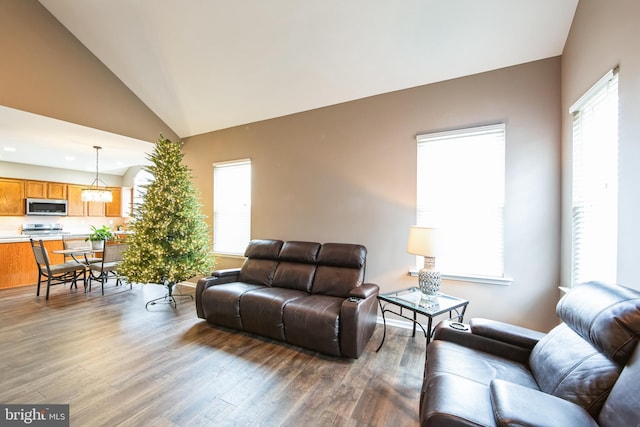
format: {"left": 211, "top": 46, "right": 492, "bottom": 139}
{"left": 25, "top": 181, "right": 68, "bottom": 200}
{"left": 47, "top": 182, "right": 67, "bottom": 199}
{"left": 88, "top": 201, "right": 105, "bottom": 217}
{"left": 25, "top": 181, "right": 47, "bottom": 198}
{"left": 106, "top": 187, "right": 133, "bottom": 217}
{"left": 0, "top": 179, "right": 25, "bottom": 215}
{"left": 1, "top": 176, "right": 129, "bottom": 218}
{"left": 105, "top": 187, "right": 122, "bottom": 217}
{"left": 66, "top": 185, "right": 86, "bottom": 216}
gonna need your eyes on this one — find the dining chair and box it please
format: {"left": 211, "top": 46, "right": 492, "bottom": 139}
{"left": 88, "top": 242, "right": 130, "bottom": 295}
{"left": 30, "top": 239, "right": 87, "bottom": 300}
{"left": 62, "top": 236, "right": 102, "bottom": 264}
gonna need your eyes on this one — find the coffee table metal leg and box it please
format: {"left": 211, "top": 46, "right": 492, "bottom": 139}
{"left": 376, "top": 299, "right": 387, "bottom": 352}
{"left": 412, "top": 310, "right": 417, "bottom": 337}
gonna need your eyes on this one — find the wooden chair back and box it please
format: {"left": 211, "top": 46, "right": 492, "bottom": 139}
{"left": 30, "top": 239, "right": 51, "bottom": 270}
{"left": 103, "top": 243, "right": 128, "bottom": 264}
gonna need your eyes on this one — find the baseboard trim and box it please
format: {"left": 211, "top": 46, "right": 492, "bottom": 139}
{"left": 377, "top": 316, "right": 415, "bottom": 330}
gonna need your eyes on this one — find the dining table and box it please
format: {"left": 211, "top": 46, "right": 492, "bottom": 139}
{"left": 52, "top": 248, "right": 95, "bottom": 265}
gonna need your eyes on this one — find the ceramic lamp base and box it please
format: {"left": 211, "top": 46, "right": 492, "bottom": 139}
{"left": 418, "top": 256, "right": 440, "bottom": 301}
{"left": 419, "top": 269, "right": 441, "bottom": 300}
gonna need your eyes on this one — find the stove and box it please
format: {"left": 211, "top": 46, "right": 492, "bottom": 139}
{"left": 22, "top": 223, "right": 69, "bottom": 236}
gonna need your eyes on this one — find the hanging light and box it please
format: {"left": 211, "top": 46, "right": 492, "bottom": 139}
{"left": 81, "top": 146, "right": 113, "bottom": 202}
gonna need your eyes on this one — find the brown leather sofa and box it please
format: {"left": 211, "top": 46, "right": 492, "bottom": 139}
{"left": 195, "top": 239, "right": 379, "bottom": 358}
{"left": 420, "top": 281, "right": 640, "bottom": 426}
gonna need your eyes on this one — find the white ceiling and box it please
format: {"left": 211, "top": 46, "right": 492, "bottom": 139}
{"left": 2, "top": 0, "right": 578, "bottom": 174}
{"left": 0, "top": 105, "right": 153, "bottom": 175}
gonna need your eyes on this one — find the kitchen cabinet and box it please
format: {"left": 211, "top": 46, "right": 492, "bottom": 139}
{"left": 106, "top": 187, "right": 132, "bottom": 217}
{"left": 0, "top": 239, "right": 63, "bottom": 289}
{"left": 2, "top": 176, "right": 131, "bottom": 219}
{"left": 69, "top": 185, "right": 129, "bottom": 217}
{"left": 47, "top": 182, "right": 67, "bottom": 199}
{"left": 0, "top": 178, "right": 25, "bottom": 216}
{"left": 25, "top": 181, "right": 46, "bottom": 198}
{"left": 67, "top": 185, "right": 86, "bottom": 216}
{"left": 105, "top": 187, "right": 122, "bottom": 217}
{"left": 88, "top": 201, "right": 105, "bottom": 217}
{"left": 25, "top": 181, "right": 68, "bottom": 200}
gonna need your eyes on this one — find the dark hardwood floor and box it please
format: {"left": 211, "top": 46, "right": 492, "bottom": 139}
{"left": 0, "top": 280, "right": 425, "bottom": 426}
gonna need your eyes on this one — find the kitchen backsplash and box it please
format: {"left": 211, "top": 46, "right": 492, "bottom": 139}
{"left": 0, "top": 216, "right": 127, "bottom": 237}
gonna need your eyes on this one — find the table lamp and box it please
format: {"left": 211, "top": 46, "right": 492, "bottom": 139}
{"left": 407, "top": 226, "right": 440, "bottom": 302}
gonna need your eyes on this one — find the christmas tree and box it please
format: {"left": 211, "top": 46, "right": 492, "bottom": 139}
{"left": 118, "top": 135, "right": 214, "bottom": 297}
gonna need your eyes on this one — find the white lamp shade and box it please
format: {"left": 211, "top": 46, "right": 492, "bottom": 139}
{"left": 407, "top": 226, "right": 439, "bottom": 257}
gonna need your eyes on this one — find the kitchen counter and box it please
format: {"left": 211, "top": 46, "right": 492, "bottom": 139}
{"left": 0, "top": 234, "right": 90, "bottom": 244}
{"left": 0, "top": 238, "right": 66, "bottom": 289}
{"left": 1, "top": 232, "right": 131, "bottom": 289}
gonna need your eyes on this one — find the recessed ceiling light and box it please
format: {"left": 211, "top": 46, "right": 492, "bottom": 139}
{"left": 3, "top": 147, "right": 16, "bottom": 152}
{"left": 65, "top": 156, "right": 75, "bottom": 161}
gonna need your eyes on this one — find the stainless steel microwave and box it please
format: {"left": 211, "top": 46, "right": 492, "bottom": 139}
{"left": 25, "top": 198, "right": 68, "bottom": 216}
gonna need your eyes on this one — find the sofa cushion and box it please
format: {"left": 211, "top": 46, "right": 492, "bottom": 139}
{"left": 312, "top": 243, "right": 366, "bottom": 298}
{"left": 283, "top": 295, "right": 343, "bottom": 356}
{"left": 529, "top": 323, "right": 620, "bottom": 418}
{"left": 598, "top": 344, "right": 640, "bottom": 427}
{"left": 490, "top": 380, "right": 599, "bottom": 427}
{"left": 239, "top": 287, "right": 307, "bottom": 341}
{"left": 317, "top": 243, "right": 366, "bottom": 268}
{"left": 200, "top": 282, "right": 266, "bottom": 329}
{"left": 273, "top": 262, "right": 317, "bottom": 292}
{"left": 421, "top": 374, "right": 498, "bottom": 427}
{"left": 244, "top": 239, "right": 284, "bottom": 259}
{"left": 237, "top": 240, "right": 283, "bottom": 286}
{"left": 238, "top": 259, "right": 279, "bottom": 286}
{"left": 272, "top": 241, "right": 320, "bottom": 292}
{"left": 426, "top": 340, "right": 539, "bottom": 389}
{"left": 557, "top": 281, "right": 640, "bottom": 364}
{"left": 278, "top": 241, "right": 321, "bottom": 263}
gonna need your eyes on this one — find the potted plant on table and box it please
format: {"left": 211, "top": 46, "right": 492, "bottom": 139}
{"left": 85, "top": 225, "right": 114, "bottom": 251}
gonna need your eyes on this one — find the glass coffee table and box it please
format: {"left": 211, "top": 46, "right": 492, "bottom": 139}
{"left": 376, "top": 287, "right": 469, "bottom": 351}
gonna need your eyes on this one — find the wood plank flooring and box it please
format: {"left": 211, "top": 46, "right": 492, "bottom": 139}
{"left": 0, "top": 281, "right": 425, "bottom": 426}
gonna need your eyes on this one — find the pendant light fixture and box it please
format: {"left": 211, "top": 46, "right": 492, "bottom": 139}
{"left": 81, "top": 145, "right": 113, "bottom": 202}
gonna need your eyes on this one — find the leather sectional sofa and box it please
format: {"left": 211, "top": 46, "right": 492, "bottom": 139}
{"left": 420, "top": 281, "right": 640, "bottom": 426}
{"left": 195, "top": 239, "right": 379, "bottom": 358}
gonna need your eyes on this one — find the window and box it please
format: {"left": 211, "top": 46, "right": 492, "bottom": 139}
{"left": 213, "top": 159, "right": 251, "bottom": 255}
{"left": 570, "top": 69, "right": 618, "bottom": 287}
{"left": 133, "top": 169, "right": 154, "bottom": 212}
{"left": 416, "top": 124, "right": 506, "bottom": 281}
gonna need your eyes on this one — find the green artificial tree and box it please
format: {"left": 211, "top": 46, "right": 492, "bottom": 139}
{"left": 118, "top": 135, "right": 214, "bottom": 307}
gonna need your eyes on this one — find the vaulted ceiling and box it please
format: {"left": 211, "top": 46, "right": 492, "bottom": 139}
{"left": 2, "top": 1, "right": 578, "bottom": 173}
{"left": 40, "top": 0, "right": 579, "bottom": 137}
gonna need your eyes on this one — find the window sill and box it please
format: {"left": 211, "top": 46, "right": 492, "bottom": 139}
{"left": 408, "top": 269, "right": 512, "bottom": 286}
{"left": 213, "top": 252, "right": 245, "bottom": 259}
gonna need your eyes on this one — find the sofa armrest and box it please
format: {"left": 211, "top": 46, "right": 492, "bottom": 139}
{"left": 490, "top": 380, "right": 599, "bottom": 427}
{"left": 340, "top": 283, "right": 380, "bottom": 358}
{"left": 470, "top": 318, "right": 544, "bottom": 350}
{"left": 432, "top": 321, "right": 533, "bottom": 364}
{"left": 349, "top": 282, "right": 379, "bottom": 299}
{"left": 210, "top": 268, "right": 241, "bottom": 278}
{"left": 194, "top": 269, "right": 241, "bottom": 318}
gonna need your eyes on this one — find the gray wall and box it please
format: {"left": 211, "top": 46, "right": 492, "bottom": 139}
{"left": 10, "top": 0, "right": 634, "bottom": 332}
{"left": 0, "top": 0, "right": 177, "bottom": 143}
{"left": 183, "top": 58, "right": 562, "bottom": 331}
{"left": 561, "top": 0, "right": 640, "bottom": 291}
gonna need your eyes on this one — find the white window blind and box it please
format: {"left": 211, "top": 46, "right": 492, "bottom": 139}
{"left": 570, "top": 69, "right": 618, "bottom": 287}
{"left": 416, "top": 124, "right": 505, "bottom": 278}
{"left": 213, "top": 159, "right": 251, "bottom": 255}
